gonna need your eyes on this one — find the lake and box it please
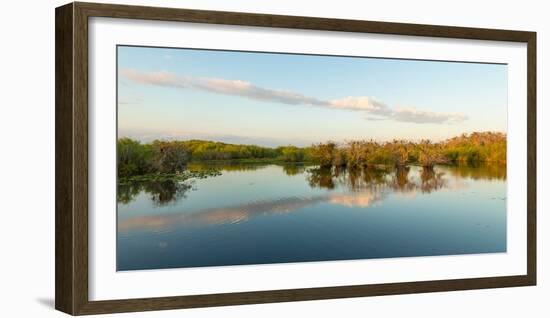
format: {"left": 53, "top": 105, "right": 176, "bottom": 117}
{"left": 117, "top": 163, "right": 506, "bottom": 271}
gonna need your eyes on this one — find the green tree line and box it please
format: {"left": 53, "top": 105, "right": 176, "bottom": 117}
{"left": 118, "top": 132, "right": 506, "bottom": 177}
{"left": 117, "top": 139, "right": 308, "bottom": 177}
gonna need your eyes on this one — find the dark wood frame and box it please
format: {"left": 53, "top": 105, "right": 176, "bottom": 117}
{"left": 56, "top": 1, "right": 537, "bottom": 315}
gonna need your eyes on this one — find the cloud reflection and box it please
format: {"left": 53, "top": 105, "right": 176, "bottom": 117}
{"left": 118, "top": 192, "right": 384, "bottom": 233}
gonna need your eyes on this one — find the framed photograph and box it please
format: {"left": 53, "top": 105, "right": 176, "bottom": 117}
{"left": 55, "top": 2, "right": 536, "bottom": 315}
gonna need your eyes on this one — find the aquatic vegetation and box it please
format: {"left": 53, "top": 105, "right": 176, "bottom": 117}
{"left": 308, "top": 142, "right": 338, "bottom": 168}
{"left": 307, "top": 132, "right": 505, "bottom": 168}
{"left": 416, "top": 140, "right": 448, "bottom": 168}
{"left": 118, "top": 170, "right": 222, "bottom": 184}
{"left": 443, "top": 132, "right": 506, "bottom": 164}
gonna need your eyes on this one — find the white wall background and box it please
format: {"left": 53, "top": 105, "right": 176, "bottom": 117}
{"left": 0, "top": 0, "right": 547, "bottom": 316}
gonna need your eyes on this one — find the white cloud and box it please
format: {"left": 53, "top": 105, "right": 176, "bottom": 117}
{"left": 329, "top": 96, "right": 391, "bottom": 115}
{"left": 197, "top": 78, "right": 328, "bottom": 106}
{"left": 393, "top": 107, "right": 469, "bottom": 124}
{"left": 121, "top": 69, "right": 468, "bottom": 125}
{"left": 121, "top": 69, "right": 327, "bottom": 106}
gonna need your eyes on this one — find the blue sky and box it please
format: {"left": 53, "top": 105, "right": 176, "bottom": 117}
{"left": 118, "top": 45, "right": 507, "bottom": 147}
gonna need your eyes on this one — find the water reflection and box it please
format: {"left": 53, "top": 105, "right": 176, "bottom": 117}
{"left": 118, "top": 163, "right": 506, "bottom": 207}
{"left": 389, "top": 167, "right": 416, "bottom": 194}
{"left": 419, "top": 168, "right": 447, "bottom": 193}
{"left": 282, "top": 164, "right": 307, "bottom": 176}
{"left": 118, "top": 181, "right": 193, "bottom": 206}
{"left": 119, "top": 192, "right": 385, "bottom": 232}
{"left": 307, "top": 167, "right": 336, "bottom": 189}
{"left": 187, "top": 162, "right": 268, "bottom": 172}
{"left": 447, "top": 163, "right": 506, "bottom": 180}
{"left": 306, "top": 165, "right": 446, "bottom": 194}
{"left": 118, "top": 162, "right": 507, "bottom": 270}
{"left": 119, "top": 163, "right": 505, "bottom": 233}
{"left": 117, "top": 163, "right": 310, "bottom": 204}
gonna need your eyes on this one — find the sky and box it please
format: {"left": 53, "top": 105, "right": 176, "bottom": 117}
{"left": 117, "top": 45, "right": 507, "bottom": 147}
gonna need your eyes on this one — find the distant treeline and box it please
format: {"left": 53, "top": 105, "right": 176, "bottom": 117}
{"left": 117, "top": 138, "right": 305, "bottom": 177}
{"left": 117, "top": 132, "right": 506, "bottom": 177}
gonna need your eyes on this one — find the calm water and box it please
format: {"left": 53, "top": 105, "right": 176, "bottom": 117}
{"left": 117, "top": 163, "right": 506, "bottom": 271}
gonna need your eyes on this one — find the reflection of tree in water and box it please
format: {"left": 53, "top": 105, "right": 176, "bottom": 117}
{"left": 307, "top": 165, "right": 451, "bottom": 194}
{"left": 191, "top": 163, "right": 308, "bottom": 175}
{"left": 447, "top": 163, "right": 506, "bottom": 181}
{"left": 117, "top": 183, "right": 142, "bottom": 204}
{"left": 346, "top": 168, "right": 362, "bottom": 191}
{"left": 345, "top": 167, "right": 389, "bottom": 192}
{"left": 118, "top": 181, "right": 193, "bottom": 206}
{"left": 362, "top": 167, "right": 390, "bottom": 187}
{"left": 388, "top": 166, "right": 416, "bottom": 193}
{"left": 282, "top": 164, "right": 306, "bottom": 176}
{"left": 119, "top": 163, "right": 507, "bottom": 232}
{"left": 419, "top": 167, "right": 447, "bottom": 193}
{"left": 307, "top": 166, "right": 391, "bottom": 192}
{"left": 119, "top": 163, "right": 505, "bottom": 207}
{"left": 187, "top": 162, "right": 267, "bottom": 172}
{"left": 306, "top": 167, "right": 336, "bottom": 189}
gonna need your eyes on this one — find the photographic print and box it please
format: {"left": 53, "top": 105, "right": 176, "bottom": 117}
{"left": 116, "top": 46, "right": 507, "bottom": 271}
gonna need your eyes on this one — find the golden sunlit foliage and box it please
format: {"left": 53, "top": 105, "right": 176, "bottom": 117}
{"left": 117, "top": 132, "right": 506, "bottom": 177}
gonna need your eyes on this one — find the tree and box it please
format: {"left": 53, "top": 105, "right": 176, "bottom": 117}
{"left": 387, "top": 140, "right": 411, "bottom": 167}
{"left": 117, "top": 138, "right": 153, "bottom": 177}
{"left": 309, "top": 142, "right": 337, "bottom": 168}
{"left": 332, "top": 148, "right": 347, "bottom": 167}
{"left": 278, "top": 146, "right": 305, "bottom": 162}
{"left": 417, "top": 140, "right": 447, "bottom": 168}
{"left": 151, "top": 141, "right": 190, "bottom": 173}
{"left": 442, "top": 131, "right": 506, "bottom": 164}
{"left": 345, "top": 141, "right": 373, "bottom": 168}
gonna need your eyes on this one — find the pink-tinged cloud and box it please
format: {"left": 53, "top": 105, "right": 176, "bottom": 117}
{"left": 121, "top": 69, "right": 468, "bottom": 124}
